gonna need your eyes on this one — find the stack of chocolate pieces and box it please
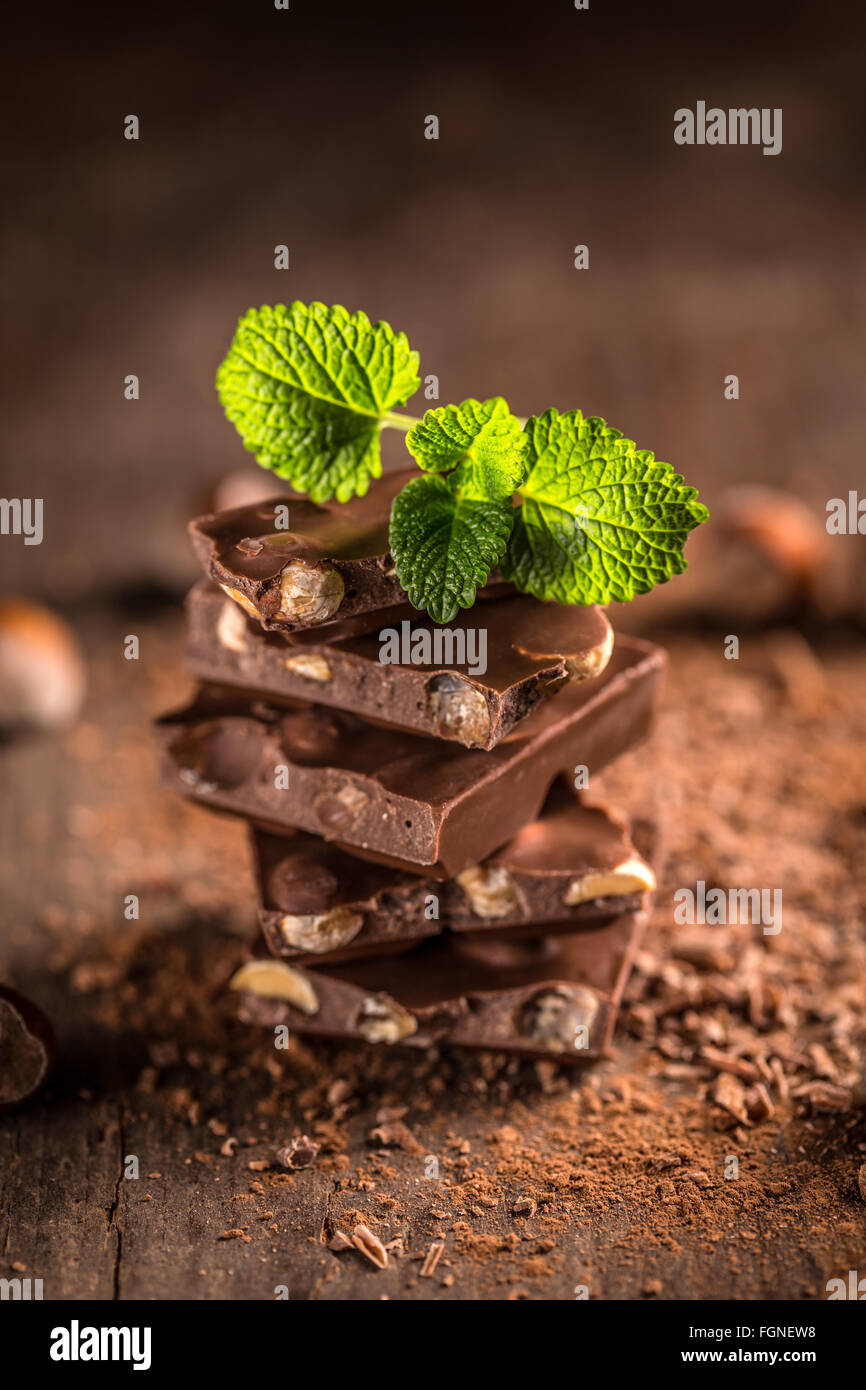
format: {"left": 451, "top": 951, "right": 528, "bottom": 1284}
{"left": 157, "top": 470, "right": 666, "bottom": 1061}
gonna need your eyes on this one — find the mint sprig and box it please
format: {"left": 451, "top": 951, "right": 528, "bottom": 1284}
{"left": 502, "top": 409, "right": 709, "bottom": 604}
{"left": 216, "top": 302, "right": 420, "bottom": 503}
{"left": 215, "top": 302, "right": 708, "bottom": 619}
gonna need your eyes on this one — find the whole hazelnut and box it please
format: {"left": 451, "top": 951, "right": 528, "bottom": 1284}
{"left": 0, "top": 600, "right": 85, "bottom": 734}
{"left": 0, "top": 985, "right": 55, "bottom": 1108}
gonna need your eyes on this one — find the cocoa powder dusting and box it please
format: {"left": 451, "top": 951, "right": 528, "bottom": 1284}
{"left": 2, "top": 614, "right": 865, "bottom": 1299}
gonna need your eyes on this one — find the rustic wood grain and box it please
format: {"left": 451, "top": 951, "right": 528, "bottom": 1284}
{"left": 2, "top": 611, "right": 865, "bottom": 1301}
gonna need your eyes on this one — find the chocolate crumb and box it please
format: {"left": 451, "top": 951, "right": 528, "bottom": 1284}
{"left": 276, "top": 1135, "right": 319, "bottom": 1169}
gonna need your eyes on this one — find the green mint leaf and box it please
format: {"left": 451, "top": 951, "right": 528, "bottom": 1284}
{"left": 215, "top": 302, "right": 420, "bottom": 503}
{"left": 389, "top": 474, "right": 514, "bottom": 623}
{"left": 405, "top": 397, "right": 527, "bottom": 498}
{"left": 502, "top": 409, "right": 708, "bottom": 603}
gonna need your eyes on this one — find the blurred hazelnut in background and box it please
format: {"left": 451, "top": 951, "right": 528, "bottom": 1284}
{"left": 0, "top": 984, "right": 55, "bottom": 1108}
{"left": 619, "top": 486, "right": 836, "bottom": 633}
{"left": 0, "top": 599, "right": 86, "bottom": 735}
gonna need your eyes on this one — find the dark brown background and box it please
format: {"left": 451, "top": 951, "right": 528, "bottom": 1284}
{"left": 2, "top": 0, "right": 865, "bottom": 601}
{"left": 1, "top": 0, "right": 865, "bottom": 1303}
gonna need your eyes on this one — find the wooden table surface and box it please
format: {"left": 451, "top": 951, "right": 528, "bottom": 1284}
{"left": 2, "top": 608, "right": 864, "bottom": 1301}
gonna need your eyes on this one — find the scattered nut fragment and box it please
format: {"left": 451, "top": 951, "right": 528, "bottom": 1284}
{"left": 328, "top": 1230, "right": 352, "bottom": 1252}
{"left": 649, "top": 1153, "right": 682, "bottom": 1172}
{"left": 456, "top": 865, "right": 521, "bottom": 919}
{"left": 0, "top": 601, "right": 86, "bottom": 734}
{"left": 426, "top": 674, "right": 491, "bottom": 747}
{"left": 516, "top": 987, "right": 599, "bottom": 1053}
{"left": 351, "top": 1224, "right": 388, "bottom": 1269}
{"left": 283, "top": 652, "right": 333, "bottom": 682}
{"left": 858, "top": 1164, "right": 866, "bottom": 1205}
{"left": 357, "top": 993, "right": 418, "bottom": 1044}
{"left": 687, "top": 1170, "right": 712, "bottom": 1188}
{"left": 563, "top": 857, "right": 655, "bottom": 905}
{"left": 216, "top": 598, "right": 249, "bottom": 653}
{"left": 420, "top": 1240, "right": 445, "bottom": 1278}
{"left": 278, "top": 907, "right": 364, "bottom": 954}
{"left": 228, "top": 960, "right": 319, "bottom": 1015}
{"left": 313, "top": 782, "right": 370, "bottom": 835}
{"left": 368, "top": 1120, "right": 423, "bottom": 1153}
{"left": 512, "top": 1196, "right": 537, "bottom": 1217}
{"left": 276, "top": 1135, "right": 319, "bottom": 1169}
{"left": 220, "top": 584, "right": 259, "bottom": 619}
{"left": 278, "top": 561, "right": 344, "bottom": 624}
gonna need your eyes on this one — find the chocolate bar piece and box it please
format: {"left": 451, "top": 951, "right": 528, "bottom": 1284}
{"left": 253, "top": 784, "right": 655, "bottom": 965}
{"left": 234, "top": 818, "right": 661, "bottom": 1061}
{"left": 190, "top": 470, "right": 505, "bottom": 632}
{"left": 157, "top": 636, "right": 664, "bottom": 877}
{"left": 186, "top": 580, "right": 614, "bottom": 750}
{"left": 232, "top": 904, "right": 652, "bottom": 1061}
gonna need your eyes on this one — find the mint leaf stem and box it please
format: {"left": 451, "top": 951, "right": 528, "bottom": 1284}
{"left": 382, "top": 410, "right": 422, "bottom": 432}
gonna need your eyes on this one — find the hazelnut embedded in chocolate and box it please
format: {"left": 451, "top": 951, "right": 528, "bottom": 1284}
{"left": 219, "top": 584, "right": 260, "bottom": 619}
{"left": 172, "top": 721, "right": 261, "bottom": 791}
{"left": 228, "top": 960, "right": 320, "bottom": 1014}
{"left": 357, "top": 993, "right": 418, "bottom": 1043}
{"left": 513, "top": 612, "right": 614, "bottom": 684}
{"left": 279, "top": 709, "right": 342, "bottom": 762}
{"left": 269, "top": 853, "right": 340, "bottom": 914}
{"left": 313, "top": 781, "right": 370, "bottom": 835}
{"left": 563, "top": 856, "right": 656, "bottom": 905}
{"left": 278, "top": 907, "right": 364, "bottom": 954}
{"left": 278, "top": 561, "right": 344, "bottom": 624}
{"left": 282, "top": 653, "right": 333, "bottom": 682}
{"left": 426, "top": 673, "right": 491, "bottom": 747}
{"left": 516, "top": 986, "right": 599, "bottom": 1053}
{"left": 563, "top": 622, "right": 615, "bottom": 680}
{"left": 0, "top": 986, "right": 55, "bottom": 1108}
{"left": 455, "top": 864, "right": 521, "bottom": 918}
{"left": 216, "top": 599, "right": 249, "bottom": 653}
